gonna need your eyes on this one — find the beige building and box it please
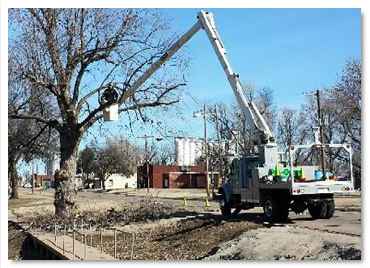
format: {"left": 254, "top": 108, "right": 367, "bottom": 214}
{"left": 103, "top": 172, "right": 137, "bottom": 189}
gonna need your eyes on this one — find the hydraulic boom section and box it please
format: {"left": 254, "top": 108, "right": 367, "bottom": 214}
{"left": 113, "top": 10, "right": 275, "bottom": 146}
{"left": 197, "top": 11, "right": 275, "bottom": 146}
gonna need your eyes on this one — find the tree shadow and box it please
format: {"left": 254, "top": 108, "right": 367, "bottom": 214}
{"left": 166, "top": 210, "right": 267, "bottom": 224}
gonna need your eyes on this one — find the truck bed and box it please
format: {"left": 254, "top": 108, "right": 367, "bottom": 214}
{"left": 259, "top": 180, "right": 353, "bottom": 195}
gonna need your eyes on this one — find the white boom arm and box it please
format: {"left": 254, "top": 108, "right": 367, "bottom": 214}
{"left": 118, "top": 10, "right": 275, "bottom": 146}
{"left": 197, "top": 11, "right": 275, "bottom": 145}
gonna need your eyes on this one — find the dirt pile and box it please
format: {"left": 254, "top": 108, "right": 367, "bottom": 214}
{"left": 203, "top": 226, "right": 361, "bottom": 260}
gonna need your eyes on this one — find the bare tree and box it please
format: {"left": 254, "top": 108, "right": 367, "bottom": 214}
{"left": 88, "top": 136, "right": 141, "bottom": 190}
{"left": 8, "top": 117, "right": 54, "bottom": 199}
{"left": 8, "top": 8, "right": 188, "bottom": 216}
{"left": 206, "top": 84, "right": 277, "bottom": 155}
{"left": 8, "top": 66, "right": 57, "bottom": 199}
{"left": 77, "top": 146, "right": 95, "bottom": 187}
{"left": 323, "top": 59, "right": 361, "bottom": 186}
{"left": 276, "top": 59, "right": 361, "bottom": 186}
{"left": 277, "top": 107, "right": 311, "bottom": 160}
{"left": 151, "top": 142, "right": 175, "bottom": 165}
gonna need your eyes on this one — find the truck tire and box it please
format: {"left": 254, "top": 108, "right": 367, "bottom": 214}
{"left": 324, "top": 199, "right": 335, "bottom": 219}
{"left": 263, "top": 196, "right": 289, "bottom": 223}
{"left": 308, "top": 203, "right": 327, "bottom": 219}
{"left": 279, "top": 199, "right": 290, "bottom": 222}
{"left": 220, "top": 192, "right": 231, "bottom": 216}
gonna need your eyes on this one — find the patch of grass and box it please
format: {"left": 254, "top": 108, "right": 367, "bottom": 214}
{"left": 8, "top": 196, "right": 53, "bottom": 210}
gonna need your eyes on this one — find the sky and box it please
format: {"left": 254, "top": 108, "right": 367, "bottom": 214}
{"left": 166, "top": 8, "right": 361, "bottom": 107}
{"left": 17, "top": 8, "right": 362, "bottom": 175}
{"left": 91, "top": 8, "right": 361, "bottom": 148}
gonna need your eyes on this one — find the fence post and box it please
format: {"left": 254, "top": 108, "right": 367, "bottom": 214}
{"left": 73, "top": 220, "right": 76, "bottom": 260}
{"left": 100, "top": 227, "right": 103, "bottom": 253}
{"left": 89, "top": 224, "right": 92, "bottom": 246}
{"left": 81, "top": 232, "right": 84, "bottom": 259}
{"left": 114, "top": 229, "right": 117, "bottom": 259}
{"left": 130, "top": 233, "right": 135, "bottom": 260}
{"left": 84, "top": 234, "right": 87, "bottom": 260}
{"left": 63, "top": 225, "right": 66, "bottom": 255}
{"left": 54, "top": 223, "right": 57, "bottom": 246}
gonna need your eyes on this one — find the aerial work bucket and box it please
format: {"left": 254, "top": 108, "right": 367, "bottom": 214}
{"left": 103, "top": 103, "right": 119, "bottom": 121}
{"left": 100, "top": 87, "right": 119, "bottom": 121}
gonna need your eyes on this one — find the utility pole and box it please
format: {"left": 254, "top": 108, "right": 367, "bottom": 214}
{"left": 203, "top": 104, "right": 210, "bottom": 198}
{"left": 214, "top": 106, "right": 223, "bottom": 190}
{"left": 304, "top": 89, "right": 329, "bottom": 180}
{"left": 316, "top": 90, "right": 327, "bottom": 179}
{"left": 137, "top": 135, "right": 154, "bottom": 192}
{"left": 193, "top": 106, "right": 210, "bottom": 197}
{"left": 32, "top": 160, "right": 35, "bottom": 194}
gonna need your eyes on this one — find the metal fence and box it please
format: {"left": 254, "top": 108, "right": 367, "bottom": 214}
{"left": 52, "top": 220, "right": 135, "bottom": 260}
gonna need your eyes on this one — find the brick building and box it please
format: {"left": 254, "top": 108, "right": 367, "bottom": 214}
{"left": 137, "top": 164, "right": 219, "bottom": 189}
{"left": 34, "top": 174, "right": 54, "bottom": 187}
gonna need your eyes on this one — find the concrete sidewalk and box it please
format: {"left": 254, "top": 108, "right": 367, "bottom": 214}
{"left": 31, "top": 231, "right": 115, "bottom": 260}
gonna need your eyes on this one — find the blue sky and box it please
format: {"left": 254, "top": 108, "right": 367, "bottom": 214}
{"left": 167, "top": 8, "right": 361, "bottom": 106}
{"left": 106, "top": 8, "right": 361, "bottom": 147}
{"left": 84, "top": 8, "right": 361, "bottom": 149}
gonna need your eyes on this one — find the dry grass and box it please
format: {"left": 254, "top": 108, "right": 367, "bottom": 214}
{"left": 335, "top": 197, "right": 361, "bottom": 208}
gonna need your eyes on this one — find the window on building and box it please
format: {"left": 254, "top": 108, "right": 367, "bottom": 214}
{"left": 109, "top": 179, "right": 113, "bottom": 187}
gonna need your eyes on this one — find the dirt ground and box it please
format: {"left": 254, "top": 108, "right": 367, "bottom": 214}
{"left": 8, "top": 222, "right": 27, "bottom": 260}
{"left": 72, "top": 218, "right": 261, "bottom": 260}
{"left": 8, "top": 188, "right": 362, "bottom": 260}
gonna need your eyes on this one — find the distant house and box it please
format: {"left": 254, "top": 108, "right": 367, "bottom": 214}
{"left": 137, "top": 164, "right": 219, "bottom": 189}
{"left": 103, "top": 173, "right": 137, "bottom": 189}
{"left": 91, "top": 166, "right": 138, "bottom": 189}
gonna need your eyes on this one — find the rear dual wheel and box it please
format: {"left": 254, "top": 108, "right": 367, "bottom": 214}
{"left": 308, "top": 199, "right": 335, "bottom": 219}
{"left": 308, "top": 204, "right": 327, "bottom": 219}
{"left": 325, "top": 199, "right": 335, "bottom": 218}
{"left": 263, "top": 196, "right": 289, "bottom": 223}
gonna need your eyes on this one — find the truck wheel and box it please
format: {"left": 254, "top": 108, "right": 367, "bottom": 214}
{"left": 279, "top": 199, "right": 290, "bottom": 222}
{"left": 308, "top": 203, "right": 327, "bottom": 219}
{"left": 263, "top": 196, "right": 289, "bottom": 223}
{"left": 324, "top": 199, "right": 335, "bottom": 219}
{"left": 220, "top": 193, "right": 231, "bottom": 216}
{"left": 231, "top": 206, "right": 242, "bottom": 217}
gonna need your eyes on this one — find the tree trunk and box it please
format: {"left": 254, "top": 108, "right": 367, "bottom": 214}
{"left": 101, "top": 177, "right": 106, "bottom": 191}
{"left": 54, "top": 129, "right": 81, "bottom": 217}
{"left": 9, "top": 160, "right": 19, "bottom": 199}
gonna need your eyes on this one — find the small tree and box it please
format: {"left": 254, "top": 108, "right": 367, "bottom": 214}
{"left": 277, "top": 107, "right": 311, "bottom": 161}
{"left": 89, "top": 137, "right": 140, "bottom": 190}
{"left": 77, "top": 146, "right": 95, "bottom": 187}
{"left": 207, "top": 85, "right": 277, "bottom": 155}
{"left": 8, "top": 117, "right": 54, "bottom": 198}
{"left": 8, "top": 69, "right": 57, "bottom": 199}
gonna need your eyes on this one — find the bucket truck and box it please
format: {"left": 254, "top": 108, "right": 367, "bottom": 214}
{"left": 104, "top": 10, "right": 355, "bottom": 222}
